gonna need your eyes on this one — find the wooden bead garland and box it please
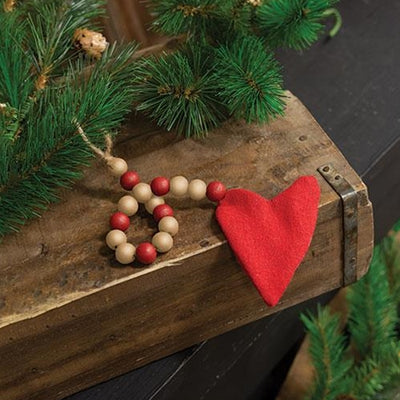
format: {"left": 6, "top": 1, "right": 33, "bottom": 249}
{"left": 118, "top": 195, "right": 139, "bottom": 216}
{"left": 106, "top": 163, "right": 227, "bottom": 266}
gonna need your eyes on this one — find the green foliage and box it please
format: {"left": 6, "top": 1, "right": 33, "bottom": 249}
{"left": 22, "top": 0, "right": 106, "bottom": 83}
{"left": 347, "top": 246, "right": 398, "bottom": 357}
{"left": 0, "top": 1, "right": 137, "bottom": 237}
{"left": 382, "top": 220, "right": 400, "bottom": 303}
{"left": 215, "top": 35, "right": 285, "bottom": 123}
{"left": 256, "top": 0, "right": 338, "bottom": 50}
{"left": 150, "top": 0, "right": 220, "bottom": 37}
{"left": 0, "top": 11, "right": 33, "bottom": 109}
{"left": 133, "top": 47, "right": 224, "bottom": 137}
{"left": 218, "top": 0, "right": 254, "bottom": 36}
{"left": 348, "top": 342, "right": 400, "bottom": 400}
{"left": 301, "top": 221, "right": 400, "bottom": 400}
{"left": 144, "top": 0, "right": 340, "bottom": 136}
{"left": 133, "top": 36, "right": 286, "bottom": 136}
{"left": 301, "top": 306, "right": 352, "bottom": 400}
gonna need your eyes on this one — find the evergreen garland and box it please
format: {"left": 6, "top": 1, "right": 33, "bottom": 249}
{"left": 301, "top": 222, "right": 400, "bottom": 400}
{"left": 215, "top": 35, "right": 285, "bottom": 123}
{"left": 133, "top": 46, "right": 225, "bottom": 137}
{"left": 136, "top": 0, "right": 341, "bottom": 136}
{"left": 0, "top": 1, "right": 137, "bottom": 237}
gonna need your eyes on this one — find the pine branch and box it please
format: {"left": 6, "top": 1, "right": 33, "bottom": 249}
{"left": 150, "top": 0, "right": 220, "bottom": 37}
{"left": 347, "top": 342, "right": 400, "bottom": 400}
{"left": 215, "top": 35, "right": 285, "bottom": 123}
{"left": 301, "top": 306, "right": 352, "bottom": 400}
{"left": 217, "top": 0, "right": 253, "bottom": 36}
{"left": 0, "top": 11, "right": 33, "bottom": 109}
{"left": 256, "top": 0, "right": 339, "bottom": 50}
{"left": 382, "top": 221, "right": 400, "bottom": 303}
{"left": 347, "top": 246, "right": 398, "bottom": 358}
{"left": 23, "top": 0, "right": 106, "bottom": 89}
{"left": 0, "top": 43, "right": 137, "bottom": 237}
{"left": 133, "top": 46, "right": 225, "bottom": 137}
{"left": 302, "top": 224, "right": 400, "bottom": 400}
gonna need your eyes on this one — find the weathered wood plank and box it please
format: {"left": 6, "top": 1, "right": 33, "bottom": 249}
{"left": 0, "top": 93, "right": 373, "bottom": 400}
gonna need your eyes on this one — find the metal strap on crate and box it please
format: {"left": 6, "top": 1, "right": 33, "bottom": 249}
{"left": 318, "top": 164, "right": 359, "bottom": 285}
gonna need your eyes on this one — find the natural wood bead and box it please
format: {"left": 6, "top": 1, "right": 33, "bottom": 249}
{"left": 118, "top": 195, "right": 139, "bottom": 216}
{"left": 106, "top": 230, "right": 127, "bottom": 250}
{"left": 188, "top": 179, "right": 207, "bottom": 201}
{"left": 170, "top": 176, "right": 188, "bottom": 197}
{"left": 107, "top": 157, "right": 128, "bottom": 177}
{"left": 145, "top": 196, "right": 165, "bottom": 214}
{"left": 152, "top": 232, "right": 173, "bottom": 253}
{"left": 158, "top": 216, "right": 179, "bottom": 236}
{"left": 115, "top": 242, "right": 136, "bottom": 264}
{"left": 132, "top": 182, "right": 152, "bottom": 203}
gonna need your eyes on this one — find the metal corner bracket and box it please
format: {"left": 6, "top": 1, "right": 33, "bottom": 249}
{"left": 318, "top": 164, "right": 359, "bottom": 286}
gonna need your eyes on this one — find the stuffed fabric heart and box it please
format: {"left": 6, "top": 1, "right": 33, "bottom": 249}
{"left": 216, "top": 176, "right": 320, "bottom": 307}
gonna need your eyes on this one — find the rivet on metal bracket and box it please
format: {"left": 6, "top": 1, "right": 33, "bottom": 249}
{"left": 318, "top": 164, "right": 359, "bottom": 286}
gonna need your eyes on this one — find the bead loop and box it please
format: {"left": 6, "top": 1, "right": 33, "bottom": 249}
{"left": 107, "top": 172, "right": 227, "bottom": 266}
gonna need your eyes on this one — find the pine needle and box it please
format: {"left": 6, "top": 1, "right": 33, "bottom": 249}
{"left": 302, "top": 225, "right": 400, "bottom": 400}
{"left": 301, "top": 306, "right": 352, "bottom": 400}
{"left": 347, "top": 246, "right": 398, "bottom": 358}
{"left": 150, "top": 0, "right": 220, "bottom": 37}
{"left": 0, "top": 0, "right": 137, "bottom": 237}
{"left": 256, "top": 0, "right": 339, "bottom": 50}
{"left": 133, "top": 46, "right": 225, "bottom": 137}
{"left": 215, "top": 35, "right": 286, "bottom": 123}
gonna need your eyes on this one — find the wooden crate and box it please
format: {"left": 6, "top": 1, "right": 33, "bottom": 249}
{"left": 0, "top": 93, "right": 373, "bottom": 400}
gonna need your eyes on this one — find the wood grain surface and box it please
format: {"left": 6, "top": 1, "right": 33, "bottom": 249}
{"left": 0, "top": 94, "right": 373, "bottom": 400}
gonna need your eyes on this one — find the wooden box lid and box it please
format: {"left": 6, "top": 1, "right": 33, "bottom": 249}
{"left": 0, "top": 93, "right": 373, "bottom": 400}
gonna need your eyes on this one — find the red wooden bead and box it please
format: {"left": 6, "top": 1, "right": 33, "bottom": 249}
{"left": 136, "top": 242, "right": 157, "bottom": 264}
{"left": 110, "top": 212, "right": 130, "bottom": 231}
{"left": 153, "top": 204, "right": 174, "bottom": 222}
{"left": 206, "top": 181, "right": 227, "bottom": 202}
{"left": 120, "top": 171, "right": 140, "bottom": 191}
{"left": 151, "top": 176, "right": 170, "bottom": 196}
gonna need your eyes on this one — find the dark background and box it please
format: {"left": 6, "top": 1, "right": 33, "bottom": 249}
{"left": 67, "top": 1, "right": 400, "bottom": 399}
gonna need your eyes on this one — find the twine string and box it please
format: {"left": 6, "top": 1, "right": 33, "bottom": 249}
{"left": 75, "top": 120, "right": 114, "bottom": 162}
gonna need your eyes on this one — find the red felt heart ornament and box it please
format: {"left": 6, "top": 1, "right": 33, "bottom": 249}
{"left": 215, "top": 176, "right": 320, "bottom": 307}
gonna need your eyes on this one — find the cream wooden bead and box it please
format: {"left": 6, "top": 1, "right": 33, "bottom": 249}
{"left": 188, "top": 179, "right": 207, "bottom": 200}
{"left": 132, "top": 182, "right": 152, "bottom": 203}
{"left": 107, "top": 157, "right": 128, "bottom": 177}
{"left": 118, "top": 195, "right": 139, "bottom": 216}
{"left": 115, "top": 242, "right": 136, "bottom": 264}
{"left": 152, "top": 232, "right": 173, "bottom": 253}
{"left": 106, "top": 229, "right": 127, "bottom": 250}
{"left": 170, "top": 176, "right": 188, "bottom": 197}
{"left": 145, "top": 196, "right": 165, "bottom": 214}
{"left": 158, "top": 216, "right": 179, "bottom": 236}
